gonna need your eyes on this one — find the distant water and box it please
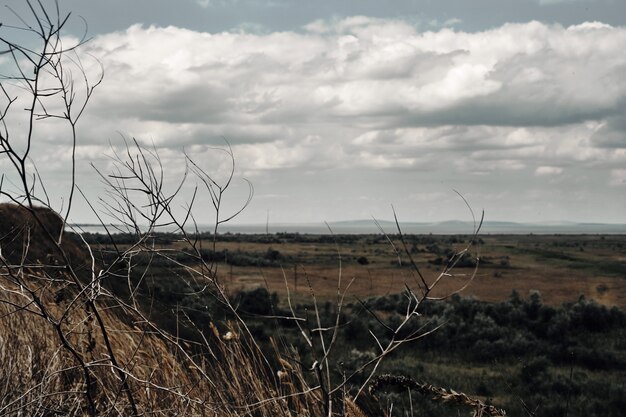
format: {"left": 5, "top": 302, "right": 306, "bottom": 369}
{"left": 71, "top": 220, "right": 626, "bottom": 235}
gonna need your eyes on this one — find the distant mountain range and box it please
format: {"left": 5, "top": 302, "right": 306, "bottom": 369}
{"left": 260, "top": 220, "right": 626, "bottom": 235}
{"left": 74, "top": 219, "right": 626, "bottom": 235}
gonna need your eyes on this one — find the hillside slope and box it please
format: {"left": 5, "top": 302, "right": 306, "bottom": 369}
{"left": 0, "top": 204, "right": 326, "bottom": 416}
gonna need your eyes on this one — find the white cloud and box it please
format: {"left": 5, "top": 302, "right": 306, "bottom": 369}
{"left": 610, "top": 169, "right": 626, "bottom": 186}
{"left": 82, "top": 19, "right": 626, "bottom": 138}
{"left": 535, "top": 166, "right": 564, "bottom": 176}
{"left": 6, "top": 17, "right": 626, "bottom": 223}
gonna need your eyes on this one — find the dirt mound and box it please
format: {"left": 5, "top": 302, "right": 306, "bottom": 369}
{"left": 0, "top": 203, "right": 89, "bottom": 274}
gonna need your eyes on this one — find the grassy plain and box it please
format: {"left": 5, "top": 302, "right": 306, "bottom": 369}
{"left": 199, "top": 233, "right": 626, "bottom": 308}
{"left": 71, "top": 231, "right": 626, "bottom": 416}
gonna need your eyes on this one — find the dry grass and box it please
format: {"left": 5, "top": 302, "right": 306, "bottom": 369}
{"left": 0, "top": 203, "right": 327, "bottom": 415}
{"left": 206, "top": 236, "right": 626, "bottom": 308}
{"left": 0, "top": 267, "right": 332, "bottom": 416}
{"left": 0, "top": 271, "right": 199, "bottom": 415}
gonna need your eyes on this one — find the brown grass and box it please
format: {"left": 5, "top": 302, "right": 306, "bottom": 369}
{"left": 0, "top": 203, "right": 334, "bottom": 416}
{"left": 208, "top": 236, "right": 626, "bottom": 308}
{"left": 0, "top": 267, "right": 336, "bottom": 416}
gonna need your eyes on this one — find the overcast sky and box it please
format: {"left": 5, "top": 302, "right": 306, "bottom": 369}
{"left": 2, "top": 0, "right": 626, "bottom": 226}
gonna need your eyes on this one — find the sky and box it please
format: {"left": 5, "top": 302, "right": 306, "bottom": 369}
{"left": 1, "top": 0, "right": 626, "bottom": 227}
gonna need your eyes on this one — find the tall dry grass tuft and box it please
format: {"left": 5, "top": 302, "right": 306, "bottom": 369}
{"left": 0, "top": 213, "right": 370, "bottom": 416}
{"left": 0, "top": 259, "right": 343, "bottom": 416}
{"left": 0, "top": 266, "right": 204, "bottom": 415}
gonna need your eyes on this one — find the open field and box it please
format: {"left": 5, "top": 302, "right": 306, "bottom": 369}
{"left": 3, "top": 213, "right": 624, "bottom": 417}
{"left": 94, "top": 232, "right": 626, "bottom": 308}
{"left": 73, "top": 231, "right": 626, "bottom": 416}
{"left": 200, "top": 233, "right": 626, "bottom": 307}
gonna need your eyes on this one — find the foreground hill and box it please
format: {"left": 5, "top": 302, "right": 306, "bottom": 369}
{"left": 0, "top": 204, "right": 331, "bottom": 416}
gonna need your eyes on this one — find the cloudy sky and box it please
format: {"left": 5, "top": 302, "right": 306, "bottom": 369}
{"left": 2, "top": 0, "right": 626, "bottom": 226}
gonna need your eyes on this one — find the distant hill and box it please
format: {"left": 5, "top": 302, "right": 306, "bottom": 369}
{"left": 213, "top": 219, "right": 626, "bottom": 235}
{"left": 0, "top": 203, "right": 89, "bottom": 267}
{"left": 74, "top": 218, "right": 626, "bottom": 235}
